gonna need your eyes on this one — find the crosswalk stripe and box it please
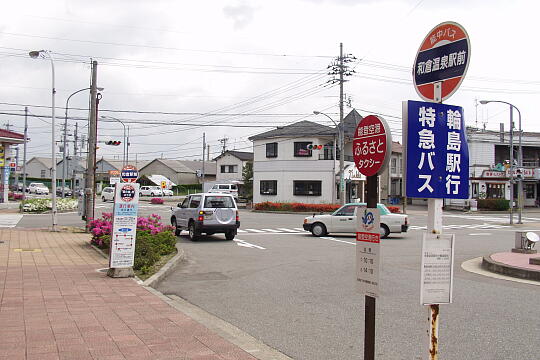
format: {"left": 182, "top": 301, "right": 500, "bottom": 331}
{"left": 261, "top": 229, "right": 282, "bottom": 233}
{"left": 0, "top": 214, "right": 23, "bottom": 228}
{"left": 277, "top": 228, "right": 301, "bottom": 232}
{"left": 237, "top": 229, "right": 247, "bottom": 233}
{"left": 244, "top": 229, "right": 266, "bottom": 233}
{"left": 293, "top": 227, "right": 306, "bottom": 231}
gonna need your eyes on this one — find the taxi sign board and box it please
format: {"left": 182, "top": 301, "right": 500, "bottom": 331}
{"left": 413, "top": 21, "right": 470, "bottom": 102}
{"left": 120, "top": 165, "right": 139, "bottom": 183}
{"left": 353, "top": 115, "right": 392, "bottom": 177}
{"left": 420, "top": 233, "right": 455, "bottom": 305}
{"left": 356, "top": 207, "right": 381, "bottom": 297}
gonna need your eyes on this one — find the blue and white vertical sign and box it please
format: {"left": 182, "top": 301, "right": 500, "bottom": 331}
{"left": 404, "top": 100, "right": 469, "bottom": 199}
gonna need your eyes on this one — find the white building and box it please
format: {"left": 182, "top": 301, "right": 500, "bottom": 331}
{"left": 214, "top": 150, "right": 253, "bottom": 182}
{"left": 249, "top": 111, "right": 363, "bottom": 204}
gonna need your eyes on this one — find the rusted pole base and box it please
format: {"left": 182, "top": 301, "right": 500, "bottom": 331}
{"left": 429, "top": 304, "right": 439, "bottom": 360}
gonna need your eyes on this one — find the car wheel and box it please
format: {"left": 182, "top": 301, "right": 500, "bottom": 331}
{"left": 311, "top": 223, "right": 327, "bottom": 237}
{"left": 188, "top": 222, "right": 199, "bottom": 241}
{"left": 225, "top": 230, "right": 235, "bottom": 240}
{"left": 380, "top": 224, "right": 390, "bottom": 239}
{"left": 102, "top": 196, "right": 106, "bottom": 202}
{"left": 172, "top": 218, "right": 181, "bottom": 236}
{"left": 150, "top": 192, "right": 155, "bottom": 196}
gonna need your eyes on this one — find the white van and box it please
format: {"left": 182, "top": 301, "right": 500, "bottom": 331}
{"left": 208, "top": 184, "right": 238, "bottom": 200}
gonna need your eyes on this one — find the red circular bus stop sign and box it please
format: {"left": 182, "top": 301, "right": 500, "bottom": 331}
{"left": 353, "top": 115, "right": 392, "bottom": 177}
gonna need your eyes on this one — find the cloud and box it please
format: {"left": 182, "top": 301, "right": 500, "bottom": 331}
{"left": 223, "top": 2, "right": 257, "bottom": 30}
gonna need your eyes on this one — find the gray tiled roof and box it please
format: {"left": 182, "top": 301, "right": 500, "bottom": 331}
{"left": 213, "top": 150, "right": 253, "bottom": 162}
{"left": 248, "top": 120, "right": 336, "bottom": 141}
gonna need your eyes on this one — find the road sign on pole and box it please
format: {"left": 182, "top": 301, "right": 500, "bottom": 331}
{"left": 413, "top": 21, "right": 471, "bottom": 103}
{"left": 353, "top": 115, "right": 392, "bottom": 177}
{"left": 356, "top": 207, "right": 381, "bottom": 298}
{"left": 403, "top": 100, "right": 469, "bottom": 199}
{"left": 121, "top": 165, "right": 139, "bottom": 183}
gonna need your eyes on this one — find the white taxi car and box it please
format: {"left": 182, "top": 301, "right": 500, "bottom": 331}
{"left": 303, "top": 203, "right": 408, "bottom": 238}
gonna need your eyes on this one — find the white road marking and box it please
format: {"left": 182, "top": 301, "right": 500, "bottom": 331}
{"left": 293, "top": 228, "right": 306, "bottom": 231}
{"left": 244, "top": 229, "right": 266, "bottom": 233}
{"left": 276, "top": 228, "right": 301, "bottom": 232}
{"left": 0, "top": 214, "right": 23, "bottom": 228}
{"left": 233, "top": 239, "right": 266, "bottom": 249}
{"left": 469, "top": 233, "right": 492, "bottom": 236}
{"left": 237, "top": 229, "right": 247, "bottom": 233}
{"left": 261, "top": 229, "right": 282, "bottom": 233}
{"left": 320, "top": 236, "right": 355, "bottom": 245}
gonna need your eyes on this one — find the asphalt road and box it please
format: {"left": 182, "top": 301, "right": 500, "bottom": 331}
{"left": 155, "top": 210, "right": 540, "bottom": 360}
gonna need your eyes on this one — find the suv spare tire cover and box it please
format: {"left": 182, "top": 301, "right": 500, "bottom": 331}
{"left": 214, "top": 208, "right": 234, "bottom": 224}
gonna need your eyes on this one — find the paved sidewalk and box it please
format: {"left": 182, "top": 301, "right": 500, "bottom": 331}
{"left": 0, "top": 230, "right": 258, "bottom": 360}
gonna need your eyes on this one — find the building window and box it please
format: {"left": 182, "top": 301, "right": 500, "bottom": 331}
{"left": 486, "top": 183, "right": 504, "bottom": 199}
{"left": 260, "top": 180, "right": 277, "bottom": 195}
{"left": 294, "top": 142, "right": 312, "bottom": 157}
{"left": 266, "top": 143, "right": 278, "bottom": 158}
{"left": 220, "top": 165, "right": 238, "bottom": 173}
{"left": 391, "top": 158, "right": 397, "bottom": 173}
{"left": 293, "top": 180, "right": 321, "bottom": 196}
{"left": 472, "top": 183, "right": 479, "bottom": 198}
{"left": 525, "top": 183, "right": 535, "bottom": 199}
{"left": 40, "top": 170, "right": 46, "bottom": 177}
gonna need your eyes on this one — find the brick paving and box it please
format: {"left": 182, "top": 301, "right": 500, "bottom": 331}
{"left": 491, "top": 251, "right": 540, "bottom": 271}
{"left": 0, "top": 230, "right": 258, "bottom": 360}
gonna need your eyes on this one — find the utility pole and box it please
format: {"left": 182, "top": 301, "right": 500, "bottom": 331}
{"left": 14, "top": 147, "right": 19, "bottom": 192}
{"left": 62, "top": 120, "right": 68, "bottom": 197}
{"left": 328, "top": 43, "right": 356, "bottom": 204}
{"left": 22, "top": 107, "right": 28, "bottom": 198}
{"left": 85, "top": 60, "right": 98, "bottom": 226}
{"left": 202, "top": 133, "right": 206, "bottom": 184}
{"left": 219, "top": 137, "right": 228, "bottom": 154}
{"left": 207, "top": 144, "right": 210, "bottom": 161}
{"left": 74, "top": 122, "right": 78, "bottom": 156}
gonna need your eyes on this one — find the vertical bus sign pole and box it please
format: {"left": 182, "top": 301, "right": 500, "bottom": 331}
{"left": 353, "top": 115, "right": 392, "bottom": 360}
{"left": 412, "top": 21, "right": 471, "bottom": 360}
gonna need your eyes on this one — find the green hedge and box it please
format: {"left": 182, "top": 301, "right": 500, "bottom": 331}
{"left": 477, "top": 198, "right": 510, "bottom": 211}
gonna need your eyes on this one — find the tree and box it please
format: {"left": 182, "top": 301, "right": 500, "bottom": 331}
{"left": 242, "top": 162, "right": 253, "bottom": 201}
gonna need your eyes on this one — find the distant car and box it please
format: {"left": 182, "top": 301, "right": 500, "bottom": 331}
{"left": 303, "top": 203, "right": 408, "bottom": 239}
{"left": 28, "top": 182, "right": 49, "bottom": 195}
{"left": 171, "top": 193, "right": 239, "bottom": 240}
{"left": 17, "top": 182, "right": 24, "bottom": 192}
{"left": 101, "top": 187, "right": 115, "bottom": 202}
{"left": 56, "top": 186, "right": 72, "bottom": 197}
{"left": 208, "top": 183, "right": 238, "bottom": 200}
{"left": 140, "top": 186, "right": 163, "bottom": 197}
{"left": 162, "top": 188, "right": 173, "bottom": 196}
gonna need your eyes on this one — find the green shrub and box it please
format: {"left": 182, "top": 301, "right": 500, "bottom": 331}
{"left": 254, "top": 202, "right": 340, "bottom": 213}
{"left": 477, "top": 198, "right": 510, "bottom": 211}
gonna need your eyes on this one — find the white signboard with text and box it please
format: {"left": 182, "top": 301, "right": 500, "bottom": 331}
{"left": 420, "top": 233, "right": 455, "bottom": 305}
{"left": 356, "top": 207, "right": 381, "bottom": 297}
{"left": 110, "top": 183, "right": 140, "bottom": 268}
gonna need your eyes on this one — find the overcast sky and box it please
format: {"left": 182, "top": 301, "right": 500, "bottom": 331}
{"left": 0, "top": 0, "right": 537, "bottom": 163}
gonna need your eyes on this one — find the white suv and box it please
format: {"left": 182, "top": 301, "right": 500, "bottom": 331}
{"left": 208, "top": 184, "right": 238, "bottom": 200}
{"left": 171, "top": 193, "right": 239, "bottom": 240}
{"left": 101, "top": 187, "right": 115, "bottom": 202}
{"left": 140, "top": 186, "right": 163, "bottom": 197}
{"left": 28, "top": 182, "right": 49, "bottom": 195}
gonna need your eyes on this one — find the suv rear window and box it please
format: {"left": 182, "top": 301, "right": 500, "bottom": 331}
{"left": 204, "top": 196, "right": 235, "bottom": 208}
{"left": 218, "top": 185, "right": 230, "bottom": 190}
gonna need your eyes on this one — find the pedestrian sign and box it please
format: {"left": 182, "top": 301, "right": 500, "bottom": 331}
{"left": 403, "top": 100, "right": 469, "bottom": 199}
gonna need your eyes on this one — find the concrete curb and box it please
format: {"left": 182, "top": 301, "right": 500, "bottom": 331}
{"left": 481, "top": 254, "right": 540, "bottom": 281}
{"left": 143, "top": 242, "right": 186, "bottom": 287}
{"left": 143, "top": 288, "right": 293, "bottom": 360}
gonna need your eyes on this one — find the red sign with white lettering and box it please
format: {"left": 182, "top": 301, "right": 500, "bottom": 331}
{"left": 353, "top": 115, "right": 391, "bottom": 177}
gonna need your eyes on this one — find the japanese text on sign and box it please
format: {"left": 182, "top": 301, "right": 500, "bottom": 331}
{"left": 420, "top": 234, "right": 455, "bottom": 305}
{"left": 405, "top": 100, "right": 469, "bottom": 199}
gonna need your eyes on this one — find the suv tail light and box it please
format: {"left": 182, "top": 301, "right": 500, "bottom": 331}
{"left": 405, "top": 217, "right": 408, "bottom": 225}
{"left": 236, "top": 211, "right": 239, "bottom": 222}
{"left": 198, "top": 211, "right": 204, "bottom": 222}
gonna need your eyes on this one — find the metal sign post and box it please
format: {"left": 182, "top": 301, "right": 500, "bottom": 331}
{"left": 353, "top": 115, "right": 391, "bottom": 360}
{"left": 407, "top": 20, "right": 471, "bottom": 360}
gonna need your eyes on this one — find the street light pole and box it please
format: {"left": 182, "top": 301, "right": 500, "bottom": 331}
{"left": 314, "top": 111, "right": 341, "bottom": 205}
{"left": 480, "top": 100, "right": 523, "bottom": 224}
{"left": 29, "top": 50, "right": 57, "bottom": 231}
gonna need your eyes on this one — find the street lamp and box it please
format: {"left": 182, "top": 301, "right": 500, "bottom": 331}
{"left": 63, "top": 87, "right": 104, "bottom": 198}
{"left": 100, "top": 115, "right": 127, "bottom": 166}
{"left": 314, "top": 111, "right": 344, "bottom": 205}
{"left": 479, "top": 100, "right": 523, "bottom": 224}
{"left": 29, "top": 49, "right": 58, "bottom": 231}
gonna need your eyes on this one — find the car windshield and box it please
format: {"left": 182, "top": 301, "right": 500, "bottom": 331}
{"left": 204, "top": 196, "right": 235, "bottom": 208}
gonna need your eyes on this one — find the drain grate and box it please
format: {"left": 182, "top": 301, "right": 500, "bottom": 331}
{"left": 13, "top": 248, "right": 42, "bottom": 253}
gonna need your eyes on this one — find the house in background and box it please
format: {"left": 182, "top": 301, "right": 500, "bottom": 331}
{"left": 214, "top": 150, "right": 253, "bottom": 182}
{"left": 25, "top": 157, "right": 53, "bottom": 179}
{"left": 379, "top": 142, "right": 403, "bottom": 205}
{"left": 248, "top": 109, "right": 363, "bottom": 205}
{"left": 139, "top": 159, "right": 216, "bottom": 186}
